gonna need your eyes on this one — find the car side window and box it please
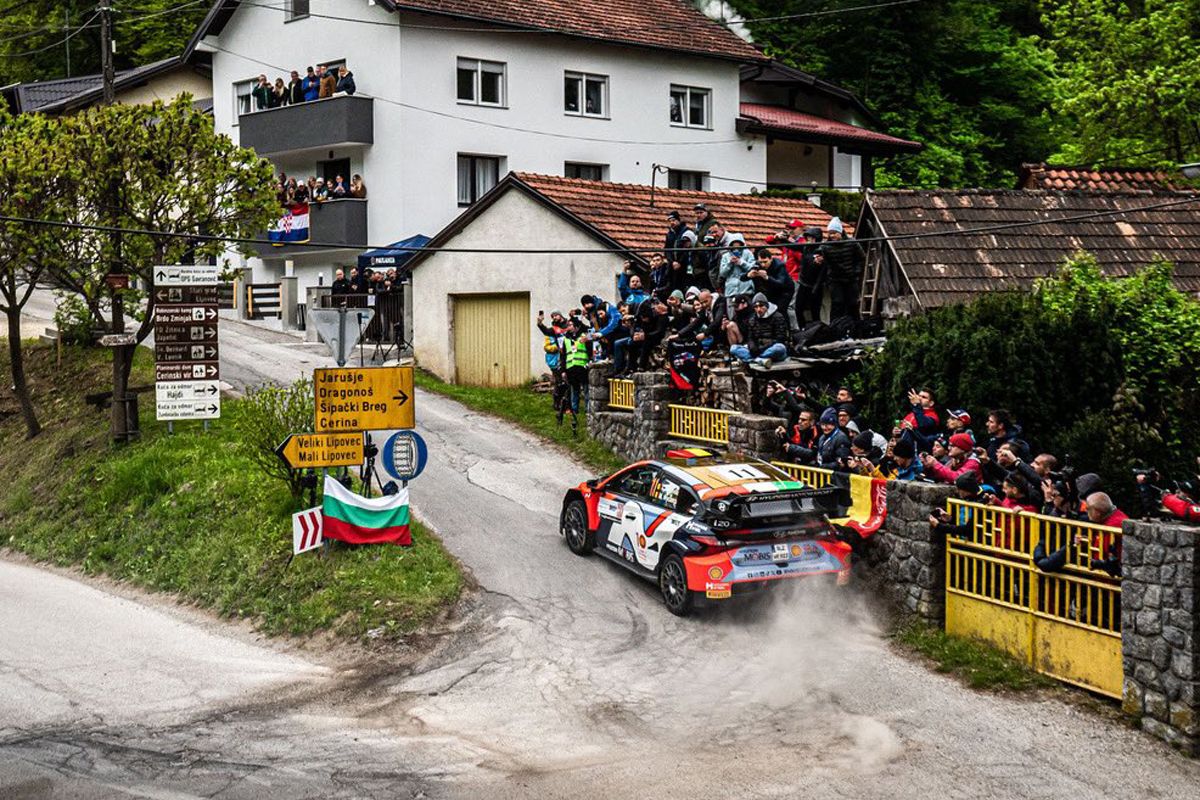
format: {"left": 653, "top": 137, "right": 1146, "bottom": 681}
{"left": 649, "top": 474, "right": 696, "bottom": 515}
{"left": 611, "top": 466, "right": 658, "bottom": 500}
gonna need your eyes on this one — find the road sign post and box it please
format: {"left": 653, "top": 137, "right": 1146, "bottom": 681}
{"left": 154, "top": 267, "right": 221, "bottom": 423}
{"left": 313, "top": 366, "right": 415, "bottom": 433}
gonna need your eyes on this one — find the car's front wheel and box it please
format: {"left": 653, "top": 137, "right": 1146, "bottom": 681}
{"left": 659, "top": 553, "right": 694, "bottom": 616}
{"left": 562, "top": 499, "right": 594, "bottom": 556}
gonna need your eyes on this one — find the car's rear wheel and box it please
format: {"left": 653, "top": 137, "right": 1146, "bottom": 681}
{"left": 562, "top": 500, "right": 594, "bottom": 556}
{"left": 659, "top": 553, "right": 694, "bottom": 616}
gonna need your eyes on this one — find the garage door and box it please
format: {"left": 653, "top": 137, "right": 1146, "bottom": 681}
{"left": 452, "top": 293, "right": 530, "bottom": 387}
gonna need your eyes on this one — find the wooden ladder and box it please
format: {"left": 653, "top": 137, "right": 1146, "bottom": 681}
{"left": 859, "top": 243, "right": 883, "bottom": 317}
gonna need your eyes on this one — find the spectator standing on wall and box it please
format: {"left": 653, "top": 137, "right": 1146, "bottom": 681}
{"left": 331, "top": 268, "right": 350, "bottom": 296}
{"left": 818, "top": 217, "right": 865, "bottom": 321}
{"left": 718, "top": 234, "right": 756, "bottom": 299}
{"left": 795, "top": 226, "right": 825, "bottom": 325}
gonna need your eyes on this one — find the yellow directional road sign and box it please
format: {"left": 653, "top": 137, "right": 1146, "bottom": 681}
{"left": 314, "top": 366, "right": 415, "bottom": 432}
{"left": 276, "top": 432, "right": 365, "bottom": 469}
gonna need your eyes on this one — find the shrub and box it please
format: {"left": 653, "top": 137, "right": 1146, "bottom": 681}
{"left": 233, "top": 378, "right": 314, "bottom": 502}
{"left": 52, "top": 291, "right": 96, "bottom": 345}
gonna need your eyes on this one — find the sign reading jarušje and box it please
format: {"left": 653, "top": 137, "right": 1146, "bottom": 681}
{"left": 321, "top": 475, "right": 411, "bottom": 545}
{"left": 154, "top": 266, "right": 221, "bottom": 421}
{"left": 313, "top": 366, "right": 414, "bottom": 432}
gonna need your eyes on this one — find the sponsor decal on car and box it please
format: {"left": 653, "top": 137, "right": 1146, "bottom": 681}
{"left": 705, "top": 581, "right": 732, "bottom": 599}
{"left": 598, "top": 497, "right": 624, "bottom": 522}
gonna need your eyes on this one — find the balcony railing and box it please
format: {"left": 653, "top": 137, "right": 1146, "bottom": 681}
{"left": 238, "top": 94, "right": 374, "bottom": 156}
{"left": 254, "top": 199, "right": 368, "bottom": 256}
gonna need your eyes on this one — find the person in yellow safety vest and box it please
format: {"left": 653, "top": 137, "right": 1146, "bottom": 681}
{"left": 561, "top": 320, "right": 591, "bottom": 436}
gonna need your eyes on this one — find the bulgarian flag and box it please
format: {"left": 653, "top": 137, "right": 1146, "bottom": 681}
{"left": 321, "top": 476, "right": 412, "bottom": 545}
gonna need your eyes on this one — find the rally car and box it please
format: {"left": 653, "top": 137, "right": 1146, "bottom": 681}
{"left": 559, "top": 449, "right": 852, "bottom": 616}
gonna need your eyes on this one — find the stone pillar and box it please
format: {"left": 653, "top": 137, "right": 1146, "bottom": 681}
{"left": 728, "top": 413, "right": 786, "bottom": 461}
{"left": 632, "top": 370, "right": 671, "bottom": 460}
{"left": 1121, "top": 520, "right": 1199, "bottom": 754}
{"left": 874, "top": 480, "right": 955, "bottom": 624}
{"left": 586, "top": 362, "right": 613, "bottom": 420}
{"left": 279, "top": 276, "right": 299, "bottom": 331}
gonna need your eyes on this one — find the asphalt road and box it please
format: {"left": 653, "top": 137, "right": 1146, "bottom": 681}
{"left": 4, "top": 298, "right": 1200, "bottom": 798}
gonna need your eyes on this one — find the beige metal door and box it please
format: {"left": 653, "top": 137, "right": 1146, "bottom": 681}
{"left": 452, "top": 293, "right": 530, "bottom": 387}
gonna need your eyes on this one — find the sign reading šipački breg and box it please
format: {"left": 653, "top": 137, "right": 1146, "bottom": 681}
{"left": 313, "top": 366, "right": 415, "bottom": 432}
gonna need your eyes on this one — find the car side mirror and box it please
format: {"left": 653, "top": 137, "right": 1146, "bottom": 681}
{"left": 585, "top": 478, "right": 600, "bottom": 490}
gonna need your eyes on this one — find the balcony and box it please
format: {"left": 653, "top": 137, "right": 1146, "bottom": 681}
{"left": 254, "top": 199, "right": 368, "bottom": 257}
{"left": 238, "top": 95, "right": 374, "bottom": 157}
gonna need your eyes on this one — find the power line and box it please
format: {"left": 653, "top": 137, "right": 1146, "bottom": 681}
{"left": 0, "top": 12, "right": 98, "bottom": 58}
{"left": 0, "top": 1, "right": 207, "bottom": 48}
{"left": 0, "top": 194, "right": 1194, "bottom": 256}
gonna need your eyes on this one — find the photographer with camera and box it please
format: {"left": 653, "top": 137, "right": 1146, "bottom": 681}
{"left": 1136, "top": 465, "right": 1200, "bottom": 522}
{"left": 746, "top": 247, "right": 795, "bottom": 313}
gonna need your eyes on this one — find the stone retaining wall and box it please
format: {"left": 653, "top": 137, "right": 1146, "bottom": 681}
{"left": 1121, "top": 519, "right": 1199, "bottom": 754}
{"left": 870, "top": 480, "right": 955, "bottom": 624}
{"left": 586, "top": 366, "right": 672, "bottom": 462}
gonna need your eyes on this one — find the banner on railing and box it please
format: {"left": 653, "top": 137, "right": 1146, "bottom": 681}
{"left": 269, "top": 202, "right": 310, "bottom": 244}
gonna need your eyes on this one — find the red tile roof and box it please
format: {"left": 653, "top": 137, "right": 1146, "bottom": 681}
{"left": 739, "top": 103, "right": 922, "bottom": 154}
{"left": 866, "top": 190, "right": 1200, "bottom": 308}
{"left": 392, "top": 1, "right": 763, "bottom": 61}
{"left": 1018, "top": 163, "right": 1182, "bottom": 192}
{"left": 512, "top": 173, "right": 838, "bottom": 253}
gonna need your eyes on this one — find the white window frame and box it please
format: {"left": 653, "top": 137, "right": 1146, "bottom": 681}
{"left": 565, "top": 162, "right": 608, "bottom": 181}
{"left": 285, "top": 0, "right": 310, "bottom": 22}
{"left": 669, "top": 85, "right": 711, "bottom": 129}
{"left": 456, "top": 58, "right": 507, "bottom": 108}
{"left": 233, "top": 79, "right": 255, "bottom": 121}
{"left": 667, "top": 169, "right": 708, "bottom": 191}
{"left": 563, "top": 71, "right": 608, "bottom": 118}
{"left": 457, "top": 154, "right": 502, "bottom": 206}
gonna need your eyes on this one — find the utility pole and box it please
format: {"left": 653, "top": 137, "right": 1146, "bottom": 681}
{"left": 98, "top": 2, "right": 132, "bottom": 441}
{"left": 64, "top": 7, "right": 71, "bottom": 77}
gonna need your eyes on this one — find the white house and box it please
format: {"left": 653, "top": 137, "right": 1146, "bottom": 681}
{"left": 185, "top": 0, "right": 919, "bottom": 296}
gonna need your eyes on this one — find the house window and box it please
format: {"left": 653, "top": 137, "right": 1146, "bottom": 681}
{"left": 565, "top": 162, "right": 607, "bottom": 181}
{"left": 669, "top": 85, "right": 711, "bottom": 128}
{"left": 286, "top": 0, "right": 310, "bottom": 21}
{"left": 234, "top": 80, "right": 254, "bottom": 118}
{"left": 564, "top": 72, "right": 607, "bottom": 117}
{"left": 457, "top": 155, "right": 501, "bottom": 206}
{"left": 667, "top": 169, "right": 707, "bottom": 191}
{"left": 456, "top": 58, "right": 506, "bottom": 107}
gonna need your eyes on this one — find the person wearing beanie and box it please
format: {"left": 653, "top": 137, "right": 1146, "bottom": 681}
{"left": 842, "top": 430, "right": 887, "bottom": 477}
{"left": 930, "top": 435, "right": 950, "bottom": 463}
{"left": 664, "top": 211, "right": 689, "bottom": 280}
{"left": 836, "top": 407, "right": 860, "bottom": 436}
{"left": 817, "top": 214, "right": 865, "bottom": 320}
{"left": 883, "top": 437, "right": 924, "bottom": 481}
{"left": 929, "top": 471, "right": 985, "bottom": 539}
{"left": 730, "top": 292, "right": 790, "bottom": 366}
{"left": 810, "top": 406, "right": 851, "bottom": 468}
{"left": 922, "top": 432, "right": 983, "bottom": 485}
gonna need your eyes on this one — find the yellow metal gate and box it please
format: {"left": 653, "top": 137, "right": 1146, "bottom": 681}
{"left": 944, "top": 500, "right": 1123, "bottom": 697}
{"left": 452, "top": 293, "right": 530, "bottom": 387}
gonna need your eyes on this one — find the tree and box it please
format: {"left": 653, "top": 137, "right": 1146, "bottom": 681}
{"left": 1042, "top": 0, "right": 1200, "bottom": 165}
{"left": 728, "top": 0, "right": 1057, "bottom": 187}
{"left": 0, "top": 111, "right": 76, "bottom": 438}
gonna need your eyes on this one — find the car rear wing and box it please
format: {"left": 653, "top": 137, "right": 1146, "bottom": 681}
{"left": 703, "top": 485, "right": 840, "bottom": 526}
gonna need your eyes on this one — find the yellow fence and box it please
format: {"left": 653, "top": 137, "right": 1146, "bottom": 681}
{"left": 770, "top": 462, "right": 834, "bottom": 488}
{"left": 668, "top": 404, "right": 736, "bottom": 445}
{"left": 608, "top": 378, "right": 635, "bottom": 410}
{"left": 944, "top": 499, "right": 1123, "bottom": 698}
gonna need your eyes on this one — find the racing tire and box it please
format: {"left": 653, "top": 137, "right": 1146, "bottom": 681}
{"left": 561, "top": 500, "right": 594, "bottom": 556}
{"left": 658, "top": 553, "right": 694, "bottom": 617}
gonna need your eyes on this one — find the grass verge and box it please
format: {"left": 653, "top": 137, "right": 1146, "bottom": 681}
{"left": 0, "top": 341, "right": 462, "bottom": 640}
{"left": 893, "top": 620, "right": 1053, "bottom": 692}
{"left": 414, "top": 369, "right": 624, "bottom": 474}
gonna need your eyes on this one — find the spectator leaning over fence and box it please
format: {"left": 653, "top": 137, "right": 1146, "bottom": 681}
{"left": 1032, "top": 476, "right": 1084, "bottom": 573}
{"left": 731, "top": 293, "right": 790, "bottom": 366}
{"left": 882, "top": 438, "right": 923, "bottom": 481}
{"left": 747, "top": 247, "right": 795, "bottom": 312}
{"left": 818, "top": 217, "right": 865, "bottom": 320}
{"left": 718, "top": 233, "right": 756, "bottom": 299}
{"left": 348, "top": 266, "right": 366, "bottom": 294}
{"left": 812, "top": 407, "right": 851, "bottom": 468}
{"left": 922, "top": 432, "right": 982, "bottom": 484}
{"left": 995, "top": 444, "right": 1046, "bottom": 507}
{"left": 1161, "top": 480, "right": 1200, "bottom": 522}
{"left": 929, "top": 472, "right": 984, "bottom": 539}
{"left": 1084, "top": 492, "right": 1127, "bottom": 577}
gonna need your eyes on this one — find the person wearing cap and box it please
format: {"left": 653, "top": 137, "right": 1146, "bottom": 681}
{"left": 882, "top": 438, "right": 924, "bottom": 481}
{"left": 929, "top": 472, "right": 985, "bottom": 540}
{"left": 717, "top": 233, "right": 756, "bottom": 298}
{"left": 817, "top": 216, "right": 865, "bottom": 321}
{"left": 946, "top": 408, "right": 974, "bottom": 441}
{"left": 747, "top": 247, "right": 795, "bottom": 312}
{"left": 730, "top": 292, "right": 790, "bottom": 366}
{"left": 922, "top": 433, "right": 983, "bottom": 484}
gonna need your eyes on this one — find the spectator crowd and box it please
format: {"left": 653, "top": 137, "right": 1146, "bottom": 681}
{"left": 274, "top": 172, "right": 367, "bottom": 208}
{"left": 251, "top": 63, "right": 356, "bottom": 111}
{"left": 329, "top": 265, "right": 404, "bottom": 299}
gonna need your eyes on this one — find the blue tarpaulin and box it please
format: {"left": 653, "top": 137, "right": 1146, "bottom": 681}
{"left": 357, "top": 234, "right": 430, "bottom": 271}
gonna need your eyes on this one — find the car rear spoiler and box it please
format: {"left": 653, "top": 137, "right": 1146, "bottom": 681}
{"left": 703, "top": 485, "right": 840, "bottom": 526}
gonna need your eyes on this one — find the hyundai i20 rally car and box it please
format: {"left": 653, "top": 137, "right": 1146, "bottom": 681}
{"left": 559, "top": 450, "right": 852, "bottom": 616}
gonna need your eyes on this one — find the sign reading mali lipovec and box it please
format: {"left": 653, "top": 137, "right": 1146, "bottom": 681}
{"left": 314, "top": 366, "right": 415, "bottom": 432}
{"left": 154, "top": 266, "right": 221, "bottom": 421}
{"left": 276, "top": 432, "right": 365, "bottom": 469}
